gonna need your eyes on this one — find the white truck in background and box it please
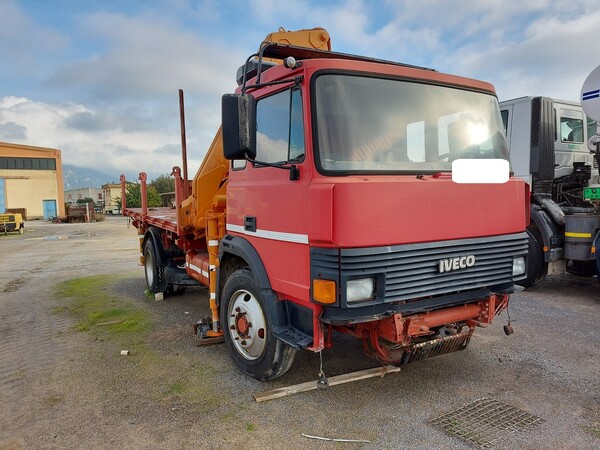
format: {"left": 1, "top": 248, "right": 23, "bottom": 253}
{"left": 500, "top": 96, "right": 600, "bottom": 287}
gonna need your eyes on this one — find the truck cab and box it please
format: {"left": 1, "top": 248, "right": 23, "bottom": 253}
{"left": 500, "top": 97, "right": 600, "bottom": 285}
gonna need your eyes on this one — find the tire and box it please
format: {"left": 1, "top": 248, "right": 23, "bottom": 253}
{"left": 220, "top": 269, "right": 296, "bottom": 381}
{"left": 144, "top": 238, "right": 167, "bottom": 294}
{"left": 519, "top": 228, "right": 547, "bottom": 288}
{"left": 595, "top": 234, "right": 600, "bottom": 284}
{"left": 566, "top": 260, "right": 596, "bottom": 277}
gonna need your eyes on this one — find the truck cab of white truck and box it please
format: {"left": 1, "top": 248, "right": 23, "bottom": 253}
{"left": 500, "top": 96, "right": 600, "bottom": 286}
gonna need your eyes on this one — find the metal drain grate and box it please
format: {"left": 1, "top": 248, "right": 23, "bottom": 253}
{"left": 430, "top": 397, "right": 544, "bottom": 448}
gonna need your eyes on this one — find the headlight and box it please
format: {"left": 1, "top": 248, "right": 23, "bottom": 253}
{"left": 347, "top": 278, "right": 375, "bottom": 303}
{"left": 512, "top": 257, "right": 526, "bottom": 276}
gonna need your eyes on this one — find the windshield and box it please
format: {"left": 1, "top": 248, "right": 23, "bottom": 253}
{"left": 314, "top": 74, "right": 509, "bottom": 173}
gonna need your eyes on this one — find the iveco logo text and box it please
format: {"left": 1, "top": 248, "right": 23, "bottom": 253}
{"left": 439, "top": 255, "right": 476, "bottom": 273}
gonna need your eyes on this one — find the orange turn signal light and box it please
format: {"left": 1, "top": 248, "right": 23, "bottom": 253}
{"left": 313, "top": 279, "right": 337, "bottom": 304}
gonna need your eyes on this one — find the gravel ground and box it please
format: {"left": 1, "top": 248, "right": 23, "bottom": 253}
{"left": 0, "top": 216, "right": 599, "bottom": 449}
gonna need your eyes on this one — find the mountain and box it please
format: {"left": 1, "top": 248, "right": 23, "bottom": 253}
{"left": 62, "top": 164, "right": 165, "bottom": 190}
{"left": 62, "top": 164, "right": 121, "bottom": 190}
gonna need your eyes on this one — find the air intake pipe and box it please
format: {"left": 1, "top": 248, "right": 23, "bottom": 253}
{"left": 532, "top": 194, "right": 565, "bottom": 226}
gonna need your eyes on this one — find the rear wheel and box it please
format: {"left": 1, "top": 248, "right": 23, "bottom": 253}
{"left": 220, "top": 269, "right": 296, "bottom": 381}
{"left": 144, "top": 238, "right": 167, "bottom": 294}
{"left": 519, "top": 228, "right": 547, "bottom": 288}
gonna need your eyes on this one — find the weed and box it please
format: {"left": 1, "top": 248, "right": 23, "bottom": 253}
{"left": 9, "top": 369, "right": 26, "bottom": 383}
{"left": 580, "top": 424, "right": 600, "bottom": 439}
{"left": 168, "top": 381, "right": 185, "bottom": 394}
{"left": 245, "top": 423, "right": 256, "bottom": 432}
{"left": 43, "top": 395, "right": 63, "bottom": 407}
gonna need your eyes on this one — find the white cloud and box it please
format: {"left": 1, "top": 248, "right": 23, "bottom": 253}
{"left": 1, "top": 9, "right": 244, "bottom": 178}
{"left": 0, "top": 96, "right": 192, "bottom": 178}
{"left": 47, "top": 12, "right": 241, "bottom": 101}
{"left": 436, "top": 7, "right": 600, "bottom": 101}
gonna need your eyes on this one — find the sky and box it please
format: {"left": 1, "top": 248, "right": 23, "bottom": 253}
{"left": 1, "top": 0, "right": 599, "bottom": 181}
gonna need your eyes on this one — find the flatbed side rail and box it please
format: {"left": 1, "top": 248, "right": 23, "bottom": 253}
{"left": 119, "top": 173, "right": 179, "bottom": 234}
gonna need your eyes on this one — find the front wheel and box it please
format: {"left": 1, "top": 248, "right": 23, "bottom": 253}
{"left": 519, "top": 228, "right": 547, "bottom": 289}
{"left": 220, "top": 269, "right": 296, "bottom": 381}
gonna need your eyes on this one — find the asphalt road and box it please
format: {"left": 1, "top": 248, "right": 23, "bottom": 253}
{"left": 0, "top": 217, "right": 598, "bottom": 449}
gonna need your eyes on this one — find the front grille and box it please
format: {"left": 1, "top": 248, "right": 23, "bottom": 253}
{"left": 312, "top": 232, "right": 527, "bottom": 304}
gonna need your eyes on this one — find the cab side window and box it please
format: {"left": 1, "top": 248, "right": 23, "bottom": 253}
{"left": 560, "top": 117, "right": 584, "bottom": 143}
{"left": 255, "top": 88, "right": 305, "bottom": 164}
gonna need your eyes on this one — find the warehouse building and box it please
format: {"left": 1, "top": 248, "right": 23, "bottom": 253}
{"left": 0, "top": 142, "right": 65, "bottom": 219}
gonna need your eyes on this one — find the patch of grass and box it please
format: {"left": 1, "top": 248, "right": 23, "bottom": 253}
{"left": 159, "top": 362, "right": 221, "bottom": 409}
{"left": 245, "top": 423, "right": 255, "bottom": 432}
{"left": 54, "top": 274, "right": 222, "bottom": 415}
{"left": 167, "top": 381, "right": 185, "bottom": 395}
{"left": 55, "top": 275, "right": 152, "bottom": 339}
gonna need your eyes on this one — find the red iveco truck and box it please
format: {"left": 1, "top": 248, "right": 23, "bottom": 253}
{"left": 122, "top": 28, "right": 529, "bottom": 381}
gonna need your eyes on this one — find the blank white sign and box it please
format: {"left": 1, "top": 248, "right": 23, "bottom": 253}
{"left": 452, "top": 159, "right": 510, "bottom": 184}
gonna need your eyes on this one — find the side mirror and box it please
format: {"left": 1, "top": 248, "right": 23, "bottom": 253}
{"left": 222, "top": 94, "right": 256, "bottom": 160}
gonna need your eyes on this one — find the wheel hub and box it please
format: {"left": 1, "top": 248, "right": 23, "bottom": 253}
{"left": 227, "top": 290, "right": 267, "bottom": 360}
{"left": 235, "top": 313, "right": 250, "bottom": 336}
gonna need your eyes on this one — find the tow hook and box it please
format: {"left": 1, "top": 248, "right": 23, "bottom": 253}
{"left": 317, "top": 374, "right": 329, "bottom": 390}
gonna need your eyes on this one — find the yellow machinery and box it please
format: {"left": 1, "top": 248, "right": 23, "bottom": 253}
{"left": 0, "top": 213, "right": 24, "bottom": 235}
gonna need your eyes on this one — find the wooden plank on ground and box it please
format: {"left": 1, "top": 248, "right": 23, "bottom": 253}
{"left": 253, "top": 365, "right": 401, "bottom": 403}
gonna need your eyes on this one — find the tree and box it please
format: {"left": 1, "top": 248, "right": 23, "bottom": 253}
{"left": 149, "top": 174, "right": 175, "bottom": 194}
{"left": 77, "top": 197, "right": 95, "bottom": 205}
{"left": 125, "top": 183, "right": 161, "bottom": 208}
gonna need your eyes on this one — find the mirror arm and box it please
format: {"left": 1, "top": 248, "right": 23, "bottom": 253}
{"left": 245, "top": 158, "right": 300, "bottom": 181}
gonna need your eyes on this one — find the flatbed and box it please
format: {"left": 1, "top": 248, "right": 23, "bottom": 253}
{"left": 123, "top": 207, "right": 178, "bottom": 234}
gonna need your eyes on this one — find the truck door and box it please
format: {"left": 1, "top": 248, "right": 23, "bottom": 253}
{"left": 227, "top": 86, "right": 311, "bottom": 301}
{"left": 554, "top": 104, "right": 590, "bottom": 179}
